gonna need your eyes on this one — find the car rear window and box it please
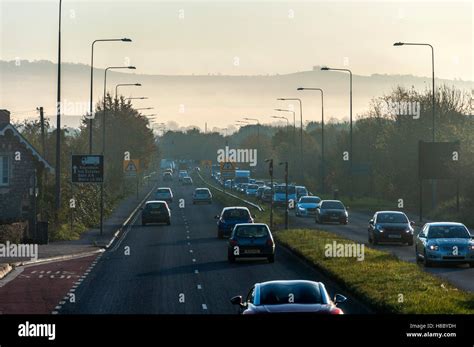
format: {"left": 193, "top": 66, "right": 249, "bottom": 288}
{"left": 321, "top": 201, "right": 344, "bottom": 209}
{"left": 235, "top": 225, "right": 268, "bottom": 238}
{"left": 195, "top": 189, "right": 209, "bottom": 195}
{"left": 376, "top": 213, "right": 408, "bottom": 223}
{"left": 275, "top": 185, "right": 296, "bottom": 194}
{"left": 157, "top": 188, "right": 171, "bottom": 194}
{"left": 247, "top": 184, "right": 258, "bottom": 190}
{"left": 260, "top": 282, "right": 322, "bottom": 305}
{"left": 146, "top": 203, "right": 167, "bottom": 211}
{"left": 428, "top": 226, "right": 470, "bottom": 239}
{"left": 223, "top": 209, "right": 250, "bottom": 220}
{"left": 300, "top": 197, "right": 320, "bottom": 204}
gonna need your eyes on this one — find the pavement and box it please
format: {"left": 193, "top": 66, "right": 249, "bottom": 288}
{"left": 0, "top": 181, "right": 156, "bottom": 273}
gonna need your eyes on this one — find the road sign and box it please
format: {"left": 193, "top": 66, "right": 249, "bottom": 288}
{"left": 123, "top": 159, "right": 140, "bottom": 177}
{"left": 71, "top": 155, "right": 103, "bottom": 183}
{"left": 220, "top": 161, "right": 236, "bottom": 179}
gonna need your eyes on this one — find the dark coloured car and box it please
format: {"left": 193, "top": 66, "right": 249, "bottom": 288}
{"left": 162, "top": 172, "right": 173, "bottom": 181}
{"left": 368, "top": 211, "right": 414, "bottom": 245}
{"left": 315, "top": 200, "right": 348, "bottom": 224}
{"left": 141, "top": 201, "right": 171, "bottom": 226}
{"left": 227, "top": 223, "right": 275, "bottom": 263}
{"left": 230, "top": 280, "right": 347, "bottom": 314}
{"left": 215, "top": 206, "right": 254, "bottom": 238}
{"left": 261, "top": 187, "right": 273, "bottom": 203}
{"left": 182, "top": 176, "right": 193, "bottom": 185}
{"left": 415, "top": 222, "right": 474, "bottom": 267}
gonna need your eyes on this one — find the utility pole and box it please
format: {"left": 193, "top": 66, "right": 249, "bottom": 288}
{"left": 265, "top": 159, "right": 274, "bottom": 229}
{"left": 37, "top": 107, "right": 46, "bottom": 218}
{"left": 280, "top": 161, "right": 289, "bottom": 229}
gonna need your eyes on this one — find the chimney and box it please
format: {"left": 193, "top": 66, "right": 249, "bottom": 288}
{"left": 0, "top": 109, "right": 10, "bottom": 126}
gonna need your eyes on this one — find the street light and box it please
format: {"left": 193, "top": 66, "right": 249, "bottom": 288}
{"left": 115, "top": 83, "right": 141, "bottom": 111}
{"left": 89, "top": 37, "right": 132, "bottom": 154}
{"left": 265, "top": 158, "right": 274, "bottom": 228}
{"left": 136, "top": 107, "right": 154, "bottom": 111}
{"left": 394, "top": 41, "right": 437, "bottom": 213}
{"left": 279, "top": 161, "right": 289, "bottom": 229}
{"left": 274, "top": 108, "right": 296, "bottom": 142}
{"left": 321, "top": 66, "right": 353, "bottom": 199}
{"left": 278, "top": 98, "right": 303, "bottom": 175}
{"left": 124, "top": 97, "right": 148, "bottom": 101}
{"left": 393, "top": 42, "right": 435, "bottom": 142}
{"left": 243, "top": 117, "right": 260, "bottom": 162}
{"left": 55, "top": 0, "right": 62, "bottom": 213}
{"left": 271, "top": 115, "right": 289, "bottom": 135}
{"left": 298, "top": 87, "right": 325, "bottom": 193}
{"left": 100, "top": 65, "right": 135, "bottom": 236}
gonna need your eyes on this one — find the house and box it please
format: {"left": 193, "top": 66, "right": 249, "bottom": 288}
{"left": 0, "top": 109, "right": 53, "bottom": 242}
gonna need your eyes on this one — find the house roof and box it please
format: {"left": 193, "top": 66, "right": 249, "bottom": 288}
{"left": 0, "top": 123, "right": 54, "bottom": 173}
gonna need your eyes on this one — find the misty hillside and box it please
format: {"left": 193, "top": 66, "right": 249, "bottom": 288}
{"left": 0, "top": 60, "right": 471, "bottom": 130}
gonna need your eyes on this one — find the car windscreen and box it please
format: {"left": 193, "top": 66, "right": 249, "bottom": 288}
{"left": 275, "top": 186, "right": 296, "bottom": 194}
{"left": 235, "top": 225, "right": 268, "bottom": 238}
{"left": 222, "top": 209, "right": 250, "bottom": 220}
{"left": 145, "top": 203, "right": 167, "bottom": 211}
{"left": 321, "top": 201, "right": 344, "bottom": 209}
{"left": 376, "top": 213, "right": 408, "bottom": 224}
{"left": 300, "top": 197, "right": 320, "bottom": 204}
{"left": 259, "top": 282, "right": 322, "bottom": 305}
{"left": 428, "top": 226, "right": 470, "bottom": 239}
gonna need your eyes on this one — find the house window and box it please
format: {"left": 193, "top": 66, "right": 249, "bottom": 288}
{"left": 0, "top": 155, "right": 9, "bottom": 186}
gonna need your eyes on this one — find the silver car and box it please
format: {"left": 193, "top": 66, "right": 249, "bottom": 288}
{"left": 415, "top": 222, "right": 474, "bottom": 267}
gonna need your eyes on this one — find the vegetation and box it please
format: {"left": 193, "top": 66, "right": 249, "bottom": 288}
{"left": 277, "top": 229, "right": 474, "bottom": 314}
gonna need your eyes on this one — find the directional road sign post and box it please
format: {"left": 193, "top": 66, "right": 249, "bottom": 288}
{"left": 71, "top": 155, "right": 103, "bottom": 183}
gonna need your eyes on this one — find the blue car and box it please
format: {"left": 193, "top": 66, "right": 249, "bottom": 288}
{"left": 273, "top": 184, "right": 297, "bottom": 208}
{"left": 228, "top": 223, "right": 275, "bottom": 263}
{"left": 215, "top": 206, "right": 254, "bottom": 239}
{"left": 415, "top": 222, "right": 474, "bottom": 267}
{"left": 295, "top": 196, "right": 321, "bottom": 217}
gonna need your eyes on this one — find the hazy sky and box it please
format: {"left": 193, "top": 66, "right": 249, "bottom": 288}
{"left": 1, "top": 0, "right": 472, "bottom": 80}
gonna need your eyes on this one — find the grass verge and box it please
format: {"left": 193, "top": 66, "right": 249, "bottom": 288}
{"left": 276, "top": 229, "right": 474, "bottom": 314}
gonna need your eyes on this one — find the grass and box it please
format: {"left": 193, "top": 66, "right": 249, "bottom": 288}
{"left": 276, "top": 229, "right": 474, "bottom": 314}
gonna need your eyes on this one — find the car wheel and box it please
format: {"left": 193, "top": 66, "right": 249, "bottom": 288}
{"left": 423, "top": 251, "right": 432, "bottom": 267}
{"left": 407, "top": 239, "right": 414, "bottom": 246}
{"left": 209, "top": 201, "right": 212, "bottom": 204}
{"left": 415, "top": 247, "right": 422, "bottom": 262}
{"left": 315, "top": 215, "right": 320, "bottom": 224}
{"left": 228, "top": 254, "right": 235, "bottom": 263}
{"left": 368, "top": 233, "right": 373, "bottom": 244}
{"left": 267, "top": 254, "right": 275, "bottom": 263}
{"left": 142, "top": 221, "right": 146, "bottom": 226}
{"left": 469, "top": 262, "right": 474, "bottom": 268}
{"left": 218, "top": 230, "right": 224, "bottom": 239}
{"left": 193, "top": 201, "right": 195, "bottom": 205}
{"left": 167, "top": 220, "right": 171, "bottom": 226}
{"left": 373, "top": 236, "right": 378, "bottom": 245}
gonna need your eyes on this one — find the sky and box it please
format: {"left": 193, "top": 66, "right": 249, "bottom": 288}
{"left": 1, "top": 0, "right": 472, "bottom": 80}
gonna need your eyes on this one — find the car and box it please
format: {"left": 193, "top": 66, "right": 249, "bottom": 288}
{"left": 239, "top": 183, "right": 249, "bottom": 194}
{"left": 255, "top": 180, "right": 265, "bottom": 187}
{"left": 368, "top": 211, "right": 414, "bottom": 245}
{"left": 224, "top": 179, "right": 233, "bottom": 189}
{"left": 245, "top": 184, "right": 259, "bottom": 196}
{"left": 255, "top": 186, "right": 266, "bottom": 200}
{"left": 141, "top": 201, "right": 171, "bottom": 226}
{"left": 215, "top": 206, "right": 254, "bottom": 238}
{"left": 273, "top": 184, "right": 297, "bottom": 208}
{"left": 261, "top": 187, "right": 273, "bottom": 203}
{"left": 182, "top": 176, "right": 193, "bottom": 185}
{"left": 154, "top": 187, "right": 173, "bottom": 203}
{"left": 227, "top": 223, "right": 275, "bottom": 263}
{"left": 178, "top": 170, "right": 188, "bottom": 181}
{"left": 230, "top": 280, "right": 347, "bottom": 314}
{"left": 415, "top": 222, "right": 474, "bottom": 267}
{"left": 315, "top": 200, "right": 348, "bottom": 224}
{"left": 295, "top": 186, "right": 309, "bottom": 200}
{"left": 295, "top": 196, "right": 321, "bottom": 217}
{"left": 162, "top": 172, "right": 173, "bottom": 181}
{"left": 193, "top": 188, "right": 212, "bottom": 204}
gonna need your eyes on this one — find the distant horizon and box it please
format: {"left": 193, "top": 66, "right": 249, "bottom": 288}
{"left": 1, "top": 59, "right": 472, "bottom": 82}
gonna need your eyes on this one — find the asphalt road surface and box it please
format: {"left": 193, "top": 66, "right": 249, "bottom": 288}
{"left": 60, "top": 180, "right": 371, "bottom": 314}
{"left": 289, "top": 210, "right": 474, "bottom": 292}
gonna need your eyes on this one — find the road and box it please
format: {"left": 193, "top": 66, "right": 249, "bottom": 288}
{"left": 288, "top": 209, "right": 474, "bottom": 292}
{"left": 59, "top": 180, "right": 370, "bottom": 314}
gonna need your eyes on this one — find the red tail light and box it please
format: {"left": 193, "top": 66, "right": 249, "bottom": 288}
{"left": 330, "top": 307, "right": 344, "bottom": 315}
{"left": 229, "top": 239, "right": 238, "bottom": 247}
{"left": 266, "top": 238, "right": 274, "bottom": 247}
